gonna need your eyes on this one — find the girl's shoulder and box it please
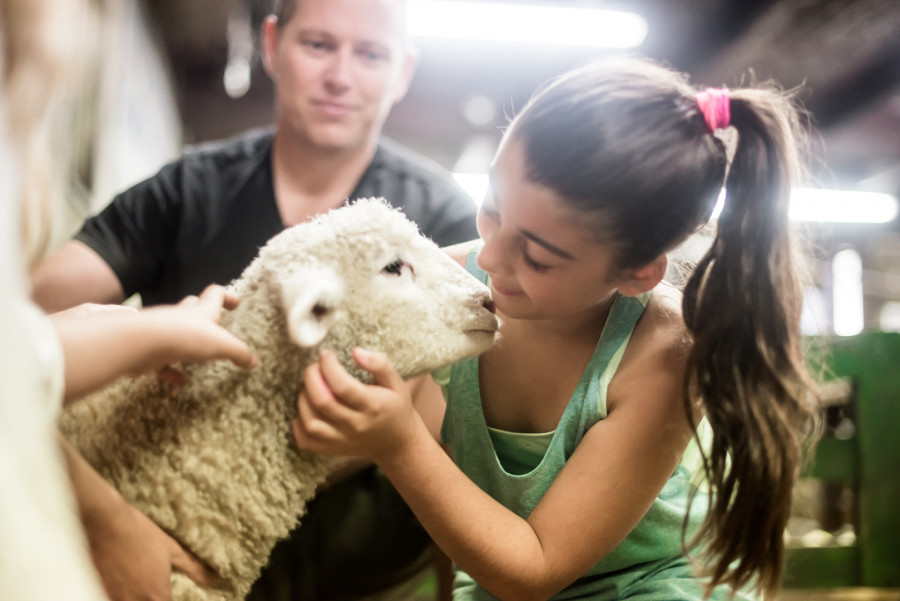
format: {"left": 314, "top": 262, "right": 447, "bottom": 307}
{"left": 607, "top": 282, "right": 690, "bottom": 412}
{"left": 643, "top": 281, "right": 687, "bottom": 336}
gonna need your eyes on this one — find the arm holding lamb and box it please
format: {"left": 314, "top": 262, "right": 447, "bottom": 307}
{"left": 51, "top": 285, "right": 256, "bottom": 404}
{"left": 59, "top": 435, "right": 220, "bottom": 601}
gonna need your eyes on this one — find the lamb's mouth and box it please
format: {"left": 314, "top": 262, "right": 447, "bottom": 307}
{"left": 462, "top": 313, "right": 500, "bottom": 336}
{"left": 465, "top": 321, "right": 500, "bottom": 336}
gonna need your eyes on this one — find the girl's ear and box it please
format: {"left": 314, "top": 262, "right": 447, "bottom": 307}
{"left": 618, "top": 254, "right": 667, "bottom": 297}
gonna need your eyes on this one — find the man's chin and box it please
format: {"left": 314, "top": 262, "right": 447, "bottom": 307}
{"left": 303, "top": 126, "right": 370, "bottom": 154}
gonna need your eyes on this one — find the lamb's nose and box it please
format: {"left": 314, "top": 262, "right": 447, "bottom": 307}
{"left": 483, "top": 299, "right": 496, "bottom": 314}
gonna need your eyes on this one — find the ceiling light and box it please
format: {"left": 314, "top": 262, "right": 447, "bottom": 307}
{"left": 789, "top": 188, "right": 898, "bottom": 223}
{"left": 457, "top": 175, "right": 898, "bottom": 225}
{"left": 407, "top": 1, "right": 648, "bottom": 48}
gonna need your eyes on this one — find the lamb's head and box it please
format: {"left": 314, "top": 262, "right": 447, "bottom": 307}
{"left": 257, "top": 198, "right": 498, "bottom": 378}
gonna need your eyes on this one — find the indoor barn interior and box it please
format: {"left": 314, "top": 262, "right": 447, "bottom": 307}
{"left": 4, "top": 0, "right": 899, "bottom": 600}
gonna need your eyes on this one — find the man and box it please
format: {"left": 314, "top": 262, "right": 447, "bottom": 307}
{"left": 32, "top": 0, "right": 477, "bottom": 599}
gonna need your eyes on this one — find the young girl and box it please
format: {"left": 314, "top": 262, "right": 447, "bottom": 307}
{"left": 292, "top": 57, "right": 820, "bottom": 601}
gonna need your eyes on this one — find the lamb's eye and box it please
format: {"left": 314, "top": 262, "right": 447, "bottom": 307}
{"left": 382, "top": 258, "right": 405, "bottom": 276}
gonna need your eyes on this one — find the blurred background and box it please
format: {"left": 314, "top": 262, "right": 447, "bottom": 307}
{"left": 49, "top": 0, "right": 900, "bottom": 595}
{"left": 66, "top": 0, "right": 900, "bottom": 339}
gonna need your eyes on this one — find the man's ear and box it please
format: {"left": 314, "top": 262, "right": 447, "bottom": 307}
{"left": 618, "top": 254, "right": 667, "bottom": 297}
{"left": 391, "top": 46, "right": 419, "bottom": 104}
{"left": 260, "top": 15, "right": 280, "bottom": 79}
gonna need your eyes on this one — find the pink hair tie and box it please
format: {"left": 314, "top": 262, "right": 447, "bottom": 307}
{"left": 696, "top": 87, "right": 731, "bottom": 132}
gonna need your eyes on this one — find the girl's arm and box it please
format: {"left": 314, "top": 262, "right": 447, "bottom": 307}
{"left": 51, "top": 284, "right": 257, "bottom": 404}
{"left": 292, "top": 314, "right": 694, "bottom": 601}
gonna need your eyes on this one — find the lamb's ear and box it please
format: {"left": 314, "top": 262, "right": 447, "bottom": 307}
{"left": 280, "top": 267, "right": 345, "bottom": 348}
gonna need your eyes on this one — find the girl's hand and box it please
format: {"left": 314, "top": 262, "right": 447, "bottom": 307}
{"left": 292, "top": 348, "right": 420, "bottom": 463}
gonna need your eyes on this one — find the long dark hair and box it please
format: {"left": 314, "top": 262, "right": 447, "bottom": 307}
{"left": 512, "top": 57, "right": 820, "bottom": 598}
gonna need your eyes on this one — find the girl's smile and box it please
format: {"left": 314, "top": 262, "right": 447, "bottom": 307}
{"left": 474, "top": 136, "right": 624, "bottom": 323}
{"left": 487, "top": 279, "right": 524, "bottom": 297}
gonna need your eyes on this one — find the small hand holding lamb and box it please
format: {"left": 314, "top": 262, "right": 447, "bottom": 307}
{"left": 53, "top": 284, "right": 258, "bottom": 402}
{"left": 75, "top": 484, "right": 219, "bottom": 601}
{"left": 293, "top": 347, "right": 425, "bottom": 464}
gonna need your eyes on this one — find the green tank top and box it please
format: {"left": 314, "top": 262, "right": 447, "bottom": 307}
{"left": 438, "top": 249, "right": 753, "bottom": 601}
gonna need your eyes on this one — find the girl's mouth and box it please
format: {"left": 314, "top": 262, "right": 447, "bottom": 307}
{"left": 491, "top": 281, "right": 524, "bottom": 297}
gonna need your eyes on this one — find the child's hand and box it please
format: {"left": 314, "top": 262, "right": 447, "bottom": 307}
{"left": 145, "top": 284, "right": 258, "bottom": 378}
{"left": 54, "top": 285, "right": 258, "bottom": 403}
{"left": 87, "top": 498, "right": 220, "bottom": 601}
{"left": 292, "top": 348, "right": 420, "bottom": 463}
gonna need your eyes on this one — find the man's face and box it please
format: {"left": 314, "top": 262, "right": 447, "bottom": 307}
{"left": 264, "top": 0, "right": 414, "bottom": 153}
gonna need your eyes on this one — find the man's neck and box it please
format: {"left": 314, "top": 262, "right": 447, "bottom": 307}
{"left": 270, "top": 132, "right": 377, "bottom": 226}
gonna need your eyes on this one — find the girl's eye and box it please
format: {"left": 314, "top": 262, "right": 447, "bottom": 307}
{"left": 523, "top": 251, "right": 551, "bottom": 273}
{"left": 382, "top": 258, "right": 405, "bottom": 276}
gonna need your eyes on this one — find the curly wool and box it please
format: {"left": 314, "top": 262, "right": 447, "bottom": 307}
{"left": 59, "top": 198, "right": 498, "bottom": 601}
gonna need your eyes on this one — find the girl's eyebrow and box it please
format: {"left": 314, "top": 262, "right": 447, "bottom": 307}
{"left": 487, "top": 171, "right": 575, "bottom": 260}
{"left": 521, "top": 230, "right": 575, "bottom": 260}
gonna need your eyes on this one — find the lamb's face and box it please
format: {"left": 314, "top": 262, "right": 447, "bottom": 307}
{"left": 275, "top": 198, "right": 499, "bottom": 378}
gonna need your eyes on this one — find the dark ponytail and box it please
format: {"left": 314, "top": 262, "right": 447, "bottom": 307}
{"left": 681, "top": 89, "right": 820, "bottom": 597}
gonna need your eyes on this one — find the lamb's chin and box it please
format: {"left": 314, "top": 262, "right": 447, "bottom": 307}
{"left": 459, "top": 331, "right": 499, "bottom": 357}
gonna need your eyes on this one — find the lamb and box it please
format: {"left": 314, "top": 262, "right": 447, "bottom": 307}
{"left": 58, "top": 198, "right": 499, "bottom": 601}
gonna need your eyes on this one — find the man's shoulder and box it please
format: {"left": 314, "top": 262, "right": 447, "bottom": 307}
{"left": 363, "top": 138, "right": 478, "bottom": 245}
{"left": 180, "top": 126, "right": 275, "bottom": 169}
{"left": 142, "top": 126, "right": 274, "bottom": 194}
{"left": 372, "top": 137, "right": 458, "bottom": 188}
{"left": 105, "top": 126, "right": 274, "bottom": 215}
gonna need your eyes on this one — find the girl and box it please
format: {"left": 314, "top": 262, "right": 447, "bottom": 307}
{"left": 292, "top": 57, "right": 820, "bottom": 601}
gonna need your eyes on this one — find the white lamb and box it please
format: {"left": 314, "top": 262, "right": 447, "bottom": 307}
{"left": 58, "top": 198, "right": 498, "bottom": 601}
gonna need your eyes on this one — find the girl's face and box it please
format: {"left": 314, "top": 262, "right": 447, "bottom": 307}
{"left": 476, "top": 135, "right": 624, "bottom": 321}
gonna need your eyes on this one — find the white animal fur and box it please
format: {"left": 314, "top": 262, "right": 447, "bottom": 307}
{"left": 58, "top": 198, "right": 498, "bottom": 601}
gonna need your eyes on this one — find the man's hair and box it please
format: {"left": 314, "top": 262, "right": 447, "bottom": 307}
{"left": 271, "top": 0, "right": 297, "bottom": 28}
{"left": 270, "top": 0, "right": 409, "bottom": 42}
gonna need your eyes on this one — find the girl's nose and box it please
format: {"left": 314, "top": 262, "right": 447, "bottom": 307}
{"left": 476, "top": 230, "right": 510, "bottom": 277}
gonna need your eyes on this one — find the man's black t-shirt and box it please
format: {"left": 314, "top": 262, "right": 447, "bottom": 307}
{"left": 74, "top": 128, "right": 480, "bottom": 600}
{"left": 76, "top": 127, "right": 479, "bottom": 306}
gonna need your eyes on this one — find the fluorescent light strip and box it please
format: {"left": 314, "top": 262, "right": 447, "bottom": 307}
{"left": 455, "top": 174, "right": 899, "bottom": 224}
{"left": 832, "top": 249, "right": 864, "bottom": 336}
{"left": 407, "top": 1, "right": 648, "bottom": 48}
{"left": 789, "top": 188, "right": 898, "bottom": 223}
